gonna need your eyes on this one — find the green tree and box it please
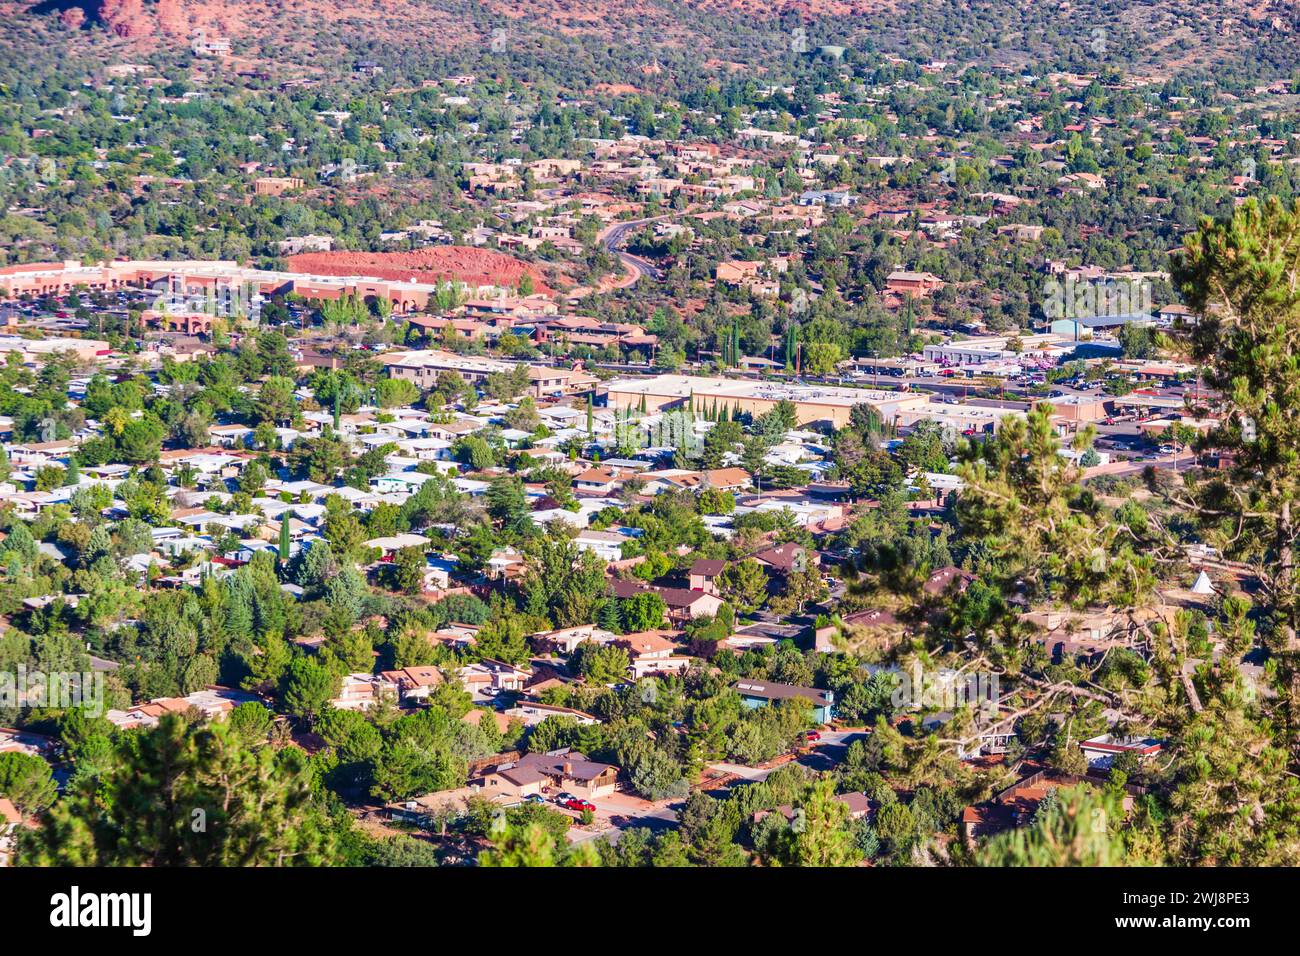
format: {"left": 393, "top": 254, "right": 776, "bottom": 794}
{"left": 573, "top": 641, "right": 631, "bottom": 685}
{"left": 0, "top": 751, "right": 58, "bottom": 814}
{"left": 479, "top": 822, "right": 599, "bottom": 867}
{"left": 619, "top": 592, "right": 667, "bottom": 631}
{"left": 956, "top": 405, "right": 1155, "bottom": 619}
{"left": 280, "top": 657, "right": 340, "bottom": 728}
{"left": 391, "top": 546, "right": 428, "bottom": 595}
{"left": 522, "top": 529, "right": 609, "bottom": 627}
{"left": 1164, "top": 689, "right": 1300, "bottom": 865}
{"left": 486, "top": 475, "right": 530, "bottom": 536}
{"left": 804, "top": 341, "right": 844, "bottom": 376}
{"left": 786, "top": 779, "right": 857, "bottom": 866}
{"left": 770, "top": 568, "right": 829, "bottom": 616}
{"left": 975, "top": 785, "right": 1127, "bottom": 866}
{"left": 717, "top": 558, "right": 769, "bottom": 613}
{"left": 256, "top": 375, "right": 298, "bottom": 426}
{"left": 19, "top": 715, "right": 334, "bottom": 866}
{"left": 376, "top": 377, "right": 420, "bottom": 408}
{"left": 1174, "top": 196, "right": 1300, "bottom": 744}
{"left": 629, "top": 748, "right": 689, "bottom": 801}
{"left": 227, "top": 702, "right": 275, "bottom": 747}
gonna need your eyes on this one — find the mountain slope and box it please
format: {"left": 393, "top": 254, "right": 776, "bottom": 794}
{"left": 6, "top": 0, "right": 1300, "bottom": 80}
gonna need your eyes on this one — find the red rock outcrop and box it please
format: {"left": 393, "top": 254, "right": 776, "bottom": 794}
{"left": 98, "top": 0, "right": 155, "bottom": 39}
{"left": 287, "top": 248, "right": 554, "bottom": 295}
{"left": 156, "top": 0, "right": 192, "bottom": 38}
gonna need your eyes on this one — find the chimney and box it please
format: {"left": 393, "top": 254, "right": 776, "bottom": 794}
{"left": 563, "top": 761, "right": 573, "bottom": 775}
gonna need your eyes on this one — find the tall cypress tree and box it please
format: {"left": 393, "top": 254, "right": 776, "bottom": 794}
{"left": 599, "top": 598, "right": 622, "bottom": 635}
{"left": 279, "top": 514, "right": 291, "bottom": 563}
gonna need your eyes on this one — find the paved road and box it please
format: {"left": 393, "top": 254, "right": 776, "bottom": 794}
{"left": 600, "top": 218, "right": 665, "bottom": 283}
{"left": 705, "top": 730, "right": 869, "bottom": 785}
{"left": 795, "top": 730, "right": 869, "bottom": 771}
{"left": 619, "top": 251, "right": 662, "bottom": 279}
{"left": 565, "top": 730, "right": 870, "bottom": 844}
{"left": 1085, "top": 451, "right": 1198, "bottom": 480}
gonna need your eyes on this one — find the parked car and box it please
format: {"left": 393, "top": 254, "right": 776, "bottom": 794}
{"left": 562, "top": 797, "right": 596, "bottom": 813}
{"left": 804, "top": 730, "right": 823, "bottom": 742}
{"left": 554, "top": 792, "right": 577, "bottom": 806}
{"left": 523, "top": 794, "right": 546, "bottom": 805}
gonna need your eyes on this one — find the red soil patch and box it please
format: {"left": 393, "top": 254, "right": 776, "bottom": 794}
{"left": 287, "top": 247, "right": 552, "bottom": 294}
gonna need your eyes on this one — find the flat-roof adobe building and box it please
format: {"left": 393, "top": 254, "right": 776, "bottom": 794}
{"left": 603, "top": 374, "right": 929, "bottom": 428}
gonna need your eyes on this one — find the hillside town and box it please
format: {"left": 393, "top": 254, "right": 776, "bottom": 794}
{"left": 0, "top": 0, "right": 1297, "bottom": 889}
{"left": 0, "top": 242, "right": 1252, "bottom": 869}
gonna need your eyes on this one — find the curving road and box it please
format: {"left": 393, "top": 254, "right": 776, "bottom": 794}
{"left": 600, "top": 218, "right": 665, "bottom": 283}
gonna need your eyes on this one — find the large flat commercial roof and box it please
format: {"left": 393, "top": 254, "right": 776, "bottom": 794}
{"left": 603, "top": 374, "right": 928, "bottom": 411}
{"left": 1113, "top": 393, "right": 1186, "bottom": 409}
{"left": 0, "top": 258, "right": 511, "bottom": 297}
{"left": 382, "top": 349, "right": 516, "bottom": 374}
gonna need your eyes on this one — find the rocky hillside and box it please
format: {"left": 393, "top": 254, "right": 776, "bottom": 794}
{"left": 20, "top": 0, "right": 892, "bottom": 40}
{"left": 7, "top": 0, "right": 1300, "bottom": 79}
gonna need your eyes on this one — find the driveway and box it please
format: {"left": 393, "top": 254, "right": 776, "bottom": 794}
{"left": 565, "top": 731, "right": 872, "bottom": 844}
{"left": 564, "top": 790, "right": 681, "bottom": 845}
{"left": 703, "top": 730, "right": 869, "bottom": 785}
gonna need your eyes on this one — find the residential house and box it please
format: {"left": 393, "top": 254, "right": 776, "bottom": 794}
{"left": 610, "top": 579, "right": 724, "bottom": 623}
{"left": 688, "top": 559, "right": 726, "bottom": 594}
{"left": 885, "top": 271, "right": 945, "bottom": 297}
{"left": 363, "top": 533, "right": 431, "bottom": 559}
{"left": 574, "top": 467, "right": 623, "bottom": 494}
{"left": 529, "top": 624, "right": 620, "bottom": 655}
{"left": 0, "top": 727, "right": 58, "bottom": 758}
{"left": 651, "top": 467, "right": 752, "bottom": 494}
{"left": 752, "top": 542, "right": 818, "bottom": 576}
{"left": 616, "top": 630, "right": 691, "bottom": 679}
{"left": 502, "top": 700, "right": 601, "bottom": 728}
{"left": 1023, "top": 607, "right": 1133, "bottom": 664}
{"left": 457, "top": 659, "right": 531, "bottom": 697}
{"left": 377, "top": 666, "right": 445, "bottom": 704}
{"left": 1079, "top": 734, "right": 1164, "bottom": 769}
{"left": 798, "top": 189, "right": 858, "bottom": 207}
{"left": 960, "top": 765, "right": 1146, "bottom": 845}
{"left": 1156, "top": 303, "right": 1196, "bottom": 326}
{"left": 476, "top": 748, "right": 619, "bottom": 800}
{"left": 330, "top": 673, "right": 394, "bottom": 712}
{"left": 733, "top": 679, "right": 835, "bottom": 724}
{"left": 0, "top": 798, "right": 20, "bottom": 867}
{"left": 574, "top": 529, "right": 628, "bottom": 561}
{"left": 105, "top": 686, "right": 261, "bottom": 728}
{"left": 923, "top": 566, "right": 976, "bottom": 597}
